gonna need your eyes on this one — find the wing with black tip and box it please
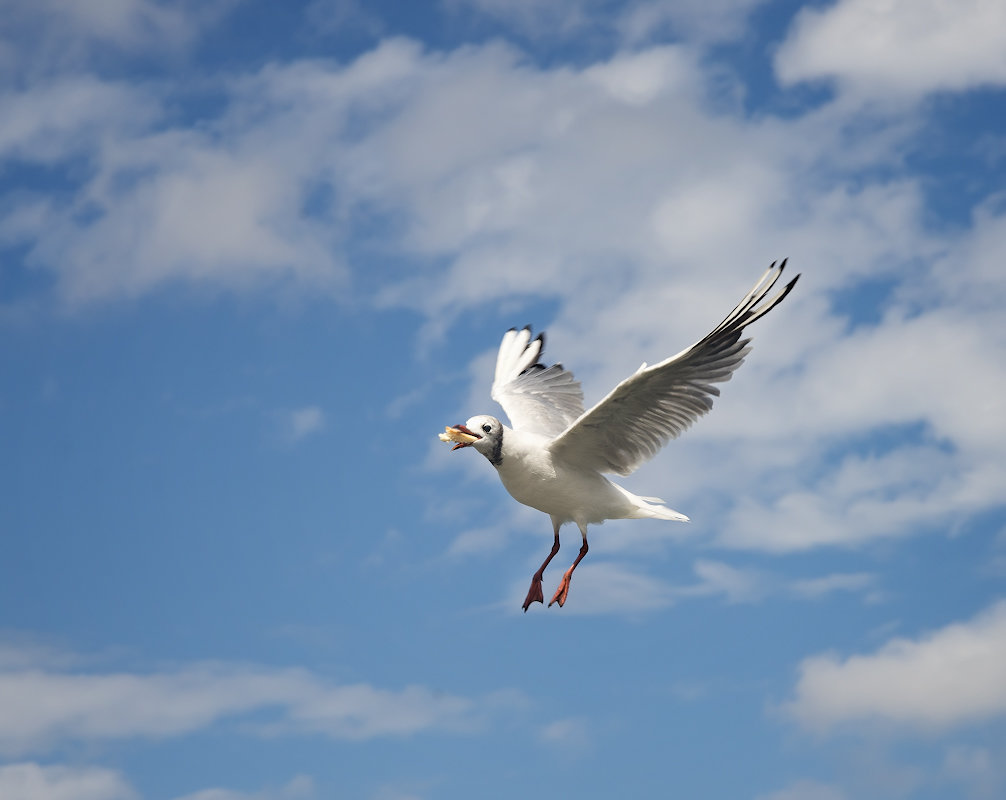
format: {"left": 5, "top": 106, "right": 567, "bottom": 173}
{"left": 548, "top": 260, "right": 799, "bottom": 475}
{"left": 490, "top": 327, "right": 585, "bottom": 437}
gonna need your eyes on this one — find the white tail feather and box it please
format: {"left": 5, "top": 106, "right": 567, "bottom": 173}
{"left": 613, "top": 484, "right": 690, "bottom": 522}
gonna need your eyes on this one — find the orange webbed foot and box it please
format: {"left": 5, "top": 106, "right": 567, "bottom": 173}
{"left": 548, "top": 570, "right": 573, "bottom": 608}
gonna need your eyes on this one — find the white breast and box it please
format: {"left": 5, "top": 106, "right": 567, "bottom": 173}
{"left": 495, "top": 428, "right": 635, "bottom": 524}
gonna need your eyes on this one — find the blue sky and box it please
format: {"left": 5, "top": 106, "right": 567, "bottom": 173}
{"left": 2, "top": 1, "right": 1006, "bottom": 798}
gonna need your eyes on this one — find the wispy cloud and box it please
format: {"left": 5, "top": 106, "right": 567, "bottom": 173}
{"left": 0, "top": 647, "right": 522, "bottom": 757}
{"left": 673, "top": 559, "right": 768, "bottom": 604}
{"left": 538, "top": 716, "right": 591, "bottom": 754}
{"left": 673, "top": 561, "right": 877, "bottom": 605}
{"left": 789, "top": 572, "right": 875, "bottom": 600}
{"left": 446, "top": 0, "right": 769, "bottom": 44}
{"left": 285, "top": 406, "right": 327, "bottom": 443}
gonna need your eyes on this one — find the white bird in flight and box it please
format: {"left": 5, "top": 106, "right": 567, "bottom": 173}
{"left": 440, "top": 260, "right": 799, "bottom": 611}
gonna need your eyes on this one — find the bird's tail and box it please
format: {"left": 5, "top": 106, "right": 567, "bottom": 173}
{"left": 615, "top": 485, "right": 690, "bottom": 522}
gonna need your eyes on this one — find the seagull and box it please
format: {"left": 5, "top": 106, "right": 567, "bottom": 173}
{"left": 440, "top": 260, "right": 799, "bottom": 611}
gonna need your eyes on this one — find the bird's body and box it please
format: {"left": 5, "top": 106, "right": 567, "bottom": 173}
{"left": 440, "top": 260, "right": 799, "bottom": 610}
{"left": 494, "top": 425, "right": 686, "bottom": 525}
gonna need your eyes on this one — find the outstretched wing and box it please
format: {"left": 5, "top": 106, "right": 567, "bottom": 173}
{"left": 491, "top": 326, "right": 585, "bottom": 437}
{"left": 549, "top": 260, "right": 799, "bottom": 476}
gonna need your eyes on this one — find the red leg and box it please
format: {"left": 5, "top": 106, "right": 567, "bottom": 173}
{"left": 549, "top": 528, "right": 588, "bottom": 608}
{"left": 523, "top": 520, "right": 561, "bottom": 612}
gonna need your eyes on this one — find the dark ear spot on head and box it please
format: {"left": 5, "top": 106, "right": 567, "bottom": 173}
{"left": 489, "top": 430, "right": 503, "bottom": 467}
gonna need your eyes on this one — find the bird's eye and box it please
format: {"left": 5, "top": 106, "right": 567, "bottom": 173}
{"left": 482, "top": 423, "right": 492, "bottom": 434}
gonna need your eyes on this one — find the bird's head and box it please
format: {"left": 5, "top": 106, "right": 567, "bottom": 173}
{"left": 439, "top": 415, "right": 504, "bottom": 464}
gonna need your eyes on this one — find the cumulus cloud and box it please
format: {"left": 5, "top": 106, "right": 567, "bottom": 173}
{"left": 0, "top": 76, "right": 159, "bottom": 163}
{"left": 0, "top": 648, "right": 520, "bottom": 757}
{"left": 775, "top": 0, "right": 1006, "bottom": 98}
{"left": 786, "top": 599, "right": 1006, "bottom": 732}
{"left": 372, "top": 35, "right": 1005, "bottom": 560}
{"left": 1, "top": 27, "right": 1004, "bottom": 557}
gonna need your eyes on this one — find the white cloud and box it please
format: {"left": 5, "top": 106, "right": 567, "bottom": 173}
{"left": 584, "top": 46, "right": 698, "bottom": 106}
{"left": 786, "top": 599, "right": 1006, "bottom": 732}
{"left": 286, "top": 406, "right": 327, "bottom": 442}
{"left": 721, "top": 445, "right": 1006, "bottom": 553}
{"left": 776, "top": 0, "right": 1006, "bottom": 98}
{"left": 348, "top": 38, "right": 1006, "bottom": 559}
{"left": 0, "top": 77, "right": 159, "bottom": 163}
{"left": 0, "top": 649, "right": 520, "bottom": 756}
{"left": 29, "top": 136, "right": 346, "bottom": 304}
{"left": 0, "top": 763, "right": 136, "bottom": 800}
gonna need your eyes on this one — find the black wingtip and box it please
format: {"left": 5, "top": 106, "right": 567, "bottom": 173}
{"left": 775, "top": 273, "right": 800, "bottom": 306}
